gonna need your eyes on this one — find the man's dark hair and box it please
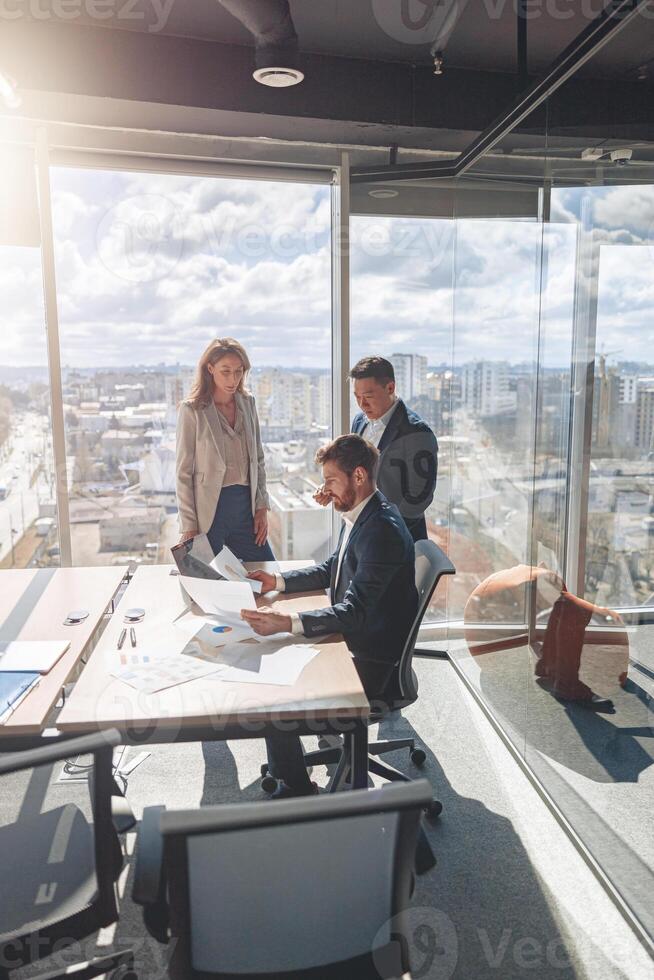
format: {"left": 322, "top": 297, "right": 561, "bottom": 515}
{"left": 316, "top": 434, "right": 379, "bottom": 481}
{"left": 349, "top": 356, "right": 395, "bottom": 385}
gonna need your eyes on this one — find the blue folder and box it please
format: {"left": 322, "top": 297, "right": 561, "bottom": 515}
{"left": 0, "top": 671, "right": 40, "bottom": 723}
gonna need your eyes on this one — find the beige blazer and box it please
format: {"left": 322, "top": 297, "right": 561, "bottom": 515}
{"left": 175, "top": 392, "right": 270, "bottom": 534}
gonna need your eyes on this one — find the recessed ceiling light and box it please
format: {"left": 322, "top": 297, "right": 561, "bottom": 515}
{"left": 253, "top": 67, "right": 304, "bottom": 87}
{"left": 368, "top": 188, "right": 399, "bottom": 199}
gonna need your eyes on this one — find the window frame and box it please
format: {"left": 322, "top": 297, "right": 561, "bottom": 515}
{"left": 36, "top": 137, "right": 343, "bottom": 569}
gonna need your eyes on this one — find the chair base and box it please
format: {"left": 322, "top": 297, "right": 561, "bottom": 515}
{"left": 413, "top": 646, "right": 449, "bottom": 659}
{"left": 1, "top": 949, "right": 136, "bottom": 980}
{"left": 261, "top": 736, "right": 441, "bottom": 817}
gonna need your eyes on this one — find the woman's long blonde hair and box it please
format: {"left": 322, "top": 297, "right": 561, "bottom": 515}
{"left": 187, "top": 338, "right": 251, "bottom": 409}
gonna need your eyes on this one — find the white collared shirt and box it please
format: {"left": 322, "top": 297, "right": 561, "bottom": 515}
{"left": 276, "top": 491, "right": 375, "bottom": 635}
{"left": 362, "top": 396, "right": 399, "bottom": 448}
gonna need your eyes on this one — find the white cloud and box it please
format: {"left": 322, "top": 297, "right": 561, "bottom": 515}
{"left": 1, "top": 171, "right": 653, "bottom": 372}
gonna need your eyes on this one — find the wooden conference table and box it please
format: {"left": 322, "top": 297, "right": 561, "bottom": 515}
{"left": 56, "top": 563, "right": 371, "bottom": 788}
{"left": 0, "top": 566, "right": 125, "bottom": 744}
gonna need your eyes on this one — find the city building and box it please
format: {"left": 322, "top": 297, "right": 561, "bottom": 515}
{"left": 99, "top": 501, "right": 166, "bottom": 552}
{"left": 267, "top": 477, "right": 330, "bottom": 562}
{"left": 389, "top": 353, "right": 427, "bottom": 401}
{"left": 461, "top": 361, "right": 515, "bottom": 418}
{"left": 636, "top": 383, "right": 654, "bottom": 452}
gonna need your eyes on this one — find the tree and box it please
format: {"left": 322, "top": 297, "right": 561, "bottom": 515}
{"left": 73, "top": 434, "right": 95, "bottom": 485}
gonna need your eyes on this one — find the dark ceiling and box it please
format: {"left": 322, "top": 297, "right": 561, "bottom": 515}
{"left": 13, "top": 0, "right": 654, "bottom": 79}
{"left": 2, "top": 0, "right": 654, "bottom": 168}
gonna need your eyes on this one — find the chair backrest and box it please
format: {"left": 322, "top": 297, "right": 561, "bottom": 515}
{"left": 160, "top": 780, "right": 433, "bottom": 980}
{"left": 0, "top": 730, "right": 122, "bottom": 967}
{"left": 395, "top": 540, "right": 456, "bottom": 705}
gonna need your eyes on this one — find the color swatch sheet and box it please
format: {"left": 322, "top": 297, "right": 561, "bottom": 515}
{"left": 111, "top": 654, "right": 222, "bottom": 694}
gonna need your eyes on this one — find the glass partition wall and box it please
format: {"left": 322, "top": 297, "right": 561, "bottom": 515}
{"left": 350, "top": 72, "right": 654, "bottom": 943}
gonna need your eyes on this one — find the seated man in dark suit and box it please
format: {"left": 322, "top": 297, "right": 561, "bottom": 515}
{"left": 242, "top": 434, "right": 418, "bottom": 798}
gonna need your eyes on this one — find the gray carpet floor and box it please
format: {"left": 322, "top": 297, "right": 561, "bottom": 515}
{"left": 2, "top": 657, "right": 652, "bottom": 980}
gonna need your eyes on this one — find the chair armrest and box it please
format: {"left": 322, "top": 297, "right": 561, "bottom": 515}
{"left": 133, "top": 805, "right": 169, "bottom": 943}
{"left": 0, "top": 729, "right": 121, "bottom": 776}
{"left": 133, "top": 805, "right": 166, "bottom": 906}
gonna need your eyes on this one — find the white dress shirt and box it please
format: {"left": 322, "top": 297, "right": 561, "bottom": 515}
{"left": 361, "top": 396, "right": 399, "bottom": 448}
{"left": 276, "top": 492, "right": 375, "bottom": 635}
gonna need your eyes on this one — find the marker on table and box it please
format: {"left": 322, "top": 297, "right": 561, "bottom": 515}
{"left": 117, "top": 628, "right": 127, "bottom": 650}
{"left": 130, "top": 627, "right": 137, "bottom": 648}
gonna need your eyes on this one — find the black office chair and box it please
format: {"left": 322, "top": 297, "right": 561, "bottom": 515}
{"left": 133, "top": 780, "right": 433, "bottom": 980}
{"left": 0, "top": 730, "right": 134, "bottom": 980}
{"left": 263, "top": 540, "right": 455, "bottom": 815}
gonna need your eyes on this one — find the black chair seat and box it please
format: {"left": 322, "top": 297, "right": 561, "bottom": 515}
{"left": 0, "top": 730, "right": 136, "bottom": 980}
{"left": 0, "top": 805, "right": 97, "bottom": 941}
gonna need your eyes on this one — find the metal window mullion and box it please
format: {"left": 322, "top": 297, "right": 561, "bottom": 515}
{"left": 35, "top": 128, "right": 72, "bottom": 567}
{"left": 564, "top": 199, "right": 599, "bottom": 596}
{"left": 330, "top": 152, "right": 351, "bottom": 545}
{"left": 332, "top": 151, "right": 350, "bottom": 438}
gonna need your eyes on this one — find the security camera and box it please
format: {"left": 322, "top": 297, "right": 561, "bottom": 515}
{"left": 609, "top": 148, "right": 632, "bottom": 166}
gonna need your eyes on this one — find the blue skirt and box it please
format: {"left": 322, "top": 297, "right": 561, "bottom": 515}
{"left": 206, "top": 485, "right": 274, "bottom": 561}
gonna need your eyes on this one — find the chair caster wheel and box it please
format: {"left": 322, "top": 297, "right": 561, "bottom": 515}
{"left": 425, "top": 800, "right": 442, "bottom": 819}
{"left": 410, "top": 748, "right": 426, "bottom": 766}
{"left": 261, "top": 774, "right": 278, "bottom": 795}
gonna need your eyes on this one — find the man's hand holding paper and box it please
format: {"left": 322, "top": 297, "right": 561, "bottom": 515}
{"left": 240, "top": 607, "right": 292, "bottom": 636}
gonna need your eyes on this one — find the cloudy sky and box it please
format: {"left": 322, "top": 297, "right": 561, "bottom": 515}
{"left": 1, "top": 168, "right": 652, "bottom": 372}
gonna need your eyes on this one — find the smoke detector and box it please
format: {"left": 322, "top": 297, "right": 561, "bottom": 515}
{"left": 253, "top": 66, "right": 304, "bottom": 87}
{"left": 609, "top": 148, "right": 632, "bottom": 165}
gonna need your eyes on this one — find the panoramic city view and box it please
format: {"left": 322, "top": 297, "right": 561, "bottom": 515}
{"left": 1, "top": 168, "right": 652, "bottom": 623}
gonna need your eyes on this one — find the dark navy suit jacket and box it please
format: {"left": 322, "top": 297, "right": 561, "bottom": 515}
{"left": 281, "top": 491, "right": 418, "bottom": 664}
{"left": 352, "top": 399, "right": 438, "bottom": 542}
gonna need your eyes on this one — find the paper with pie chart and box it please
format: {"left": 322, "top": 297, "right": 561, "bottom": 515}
{"left": 175, "top": 610, "right": 256, "bottom": 648}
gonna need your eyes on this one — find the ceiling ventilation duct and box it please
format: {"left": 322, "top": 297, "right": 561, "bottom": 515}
{"left": 217, "top": 0, "right": 303, "bottom": 87}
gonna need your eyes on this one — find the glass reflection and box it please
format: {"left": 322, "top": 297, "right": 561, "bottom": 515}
{"left": 464, "top": 562, "right": 652, "bottom": 782}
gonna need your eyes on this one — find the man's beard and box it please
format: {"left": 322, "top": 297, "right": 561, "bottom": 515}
{"left": 332, "top": 480, "right": 357, "bottom": 513}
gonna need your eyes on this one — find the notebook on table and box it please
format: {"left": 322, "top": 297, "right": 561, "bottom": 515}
{"left": 0, "top": 640, "right": 70, "bottom": 674}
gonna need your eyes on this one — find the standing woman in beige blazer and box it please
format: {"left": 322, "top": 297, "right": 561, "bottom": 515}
{"left": 176, "top": 338, "right": 274, "bottom": 560}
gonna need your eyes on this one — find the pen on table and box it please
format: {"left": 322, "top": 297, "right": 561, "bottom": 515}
{"left": 130, "top": 627, "right": 137, "bottom": 648}
{"left": 117, "top": 628, "right": 127, "bottom": 650}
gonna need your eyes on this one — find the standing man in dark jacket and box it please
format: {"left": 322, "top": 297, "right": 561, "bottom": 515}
{"left": 316, "top": 356, "right": 438, "bottom": 542}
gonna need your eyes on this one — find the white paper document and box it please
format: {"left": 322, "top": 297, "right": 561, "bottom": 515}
{"left": 210, "top": 545, "right": 263, "bottom": 594}
{"left": 206, "top": 641, "right": 320, "bottom": 686}
{"left": 0, "top": 640, "right": 70, "bottom": 674}
{"left": 179, "top": 577, "right": 257, "bottom": 626}
{"left": 111, "top": 653, "right": 222, "bottom": 694}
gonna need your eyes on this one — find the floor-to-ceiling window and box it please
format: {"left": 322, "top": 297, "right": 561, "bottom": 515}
{"left": 49, "top": 166, "right": 333, "bottom": 567}
{"left": 0, "top": 143, "right": 59, "bottom": 568}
